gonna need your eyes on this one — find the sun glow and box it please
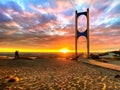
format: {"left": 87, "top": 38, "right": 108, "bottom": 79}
{"left": 60, "top": 48, "right": 70, "bottom": 53}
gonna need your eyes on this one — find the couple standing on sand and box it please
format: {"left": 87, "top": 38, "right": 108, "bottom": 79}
{"left": 15, "top": 51, "right": 19, "bottom": 59}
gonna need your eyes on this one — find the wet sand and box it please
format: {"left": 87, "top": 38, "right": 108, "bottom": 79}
{"left": 0, "top": 58, "right": 120, "bottom": 90}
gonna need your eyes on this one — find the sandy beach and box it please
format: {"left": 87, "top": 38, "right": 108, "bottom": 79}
{"left": 0, "top": 58, "right": 120, "bottom": 90}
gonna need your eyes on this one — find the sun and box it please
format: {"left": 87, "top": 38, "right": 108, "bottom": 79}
{"left": 60, "top": 48, "right": 70, "bottom": 53}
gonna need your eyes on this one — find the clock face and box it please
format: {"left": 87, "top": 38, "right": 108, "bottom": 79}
{"left": 78, "top": 15, "right": 87, "bottom": 32}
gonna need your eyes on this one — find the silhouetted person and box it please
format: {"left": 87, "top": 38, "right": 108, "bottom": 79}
{"left": 15, "top": 51, "right": 19, "bottom": 59}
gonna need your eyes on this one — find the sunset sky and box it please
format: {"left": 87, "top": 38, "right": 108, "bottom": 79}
{"left": 0, "top": 0, "right": 120, "bottom": 52}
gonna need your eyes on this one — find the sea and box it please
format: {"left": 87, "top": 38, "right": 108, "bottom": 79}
{"left": 0, "top": 52, "right": 77, "bottom": 59}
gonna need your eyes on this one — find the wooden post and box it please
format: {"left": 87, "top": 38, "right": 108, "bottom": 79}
{"left": 75, "top": 10, "right": 78, "bottom": 60}
{"left": 87, "top": 8, "right": 90, "bottom": 59}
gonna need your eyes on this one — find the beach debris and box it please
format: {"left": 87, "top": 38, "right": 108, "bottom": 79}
{"left": 8, "top": 77, "right": 19, "bottom": 82}
{"left": 9, "top": 77, "right": 19, "bottom": 82}
{"left": 6, "top": 75, "right": 20, "bottom": 82}
{"left": 102, "top": 83, "right": 107, "bottom": 90}
{"left": 114, "top": 74, "right": 120, "bottom": 78}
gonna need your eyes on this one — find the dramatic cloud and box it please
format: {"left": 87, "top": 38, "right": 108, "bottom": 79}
{"left": 0, "top": 12, "right": 12, "bottom": 22}
{"left": 0, "top": 0, "right": 120, "bottom": 52}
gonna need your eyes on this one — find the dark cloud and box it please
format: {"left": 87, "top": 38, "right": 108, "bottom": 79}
{"left": 63, "top": 8, "right": 74, "bottom": 16}
{"left": 6, "top": 1, "right": 23, "bottom": 12}
{"left": 110, "top": 18, "right": 120, "bottom": 28}
{"left": 9, "top": 13, "right": 57, "bottom": 37}
{"left": 29, "top": 0, "right": 57, "bottom": 9}
{"left": 108, "top": 4, "right": 120, "bottom": 14}
{"left": 97, "top": 17, "right": 120, "bottom": 29}
{"left": 39, "top": 13, "right": 57, "bottom": 24}
{"left": 0, "top": 3, "right": 7, "bottom": 10}
{"left": 0, "top": 12, "right": 12, "bottom": 22}
{"left": 93, "top": 0, "right": 112, "bottom": 11}
{"left": 0, "top": 1, "right": 23, "bottom": 13}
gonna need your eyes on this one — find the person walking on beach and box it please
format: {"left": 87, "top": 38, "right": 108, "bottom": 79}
{"left": 15, "top": 51, "right": 19, "bottom": 59}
